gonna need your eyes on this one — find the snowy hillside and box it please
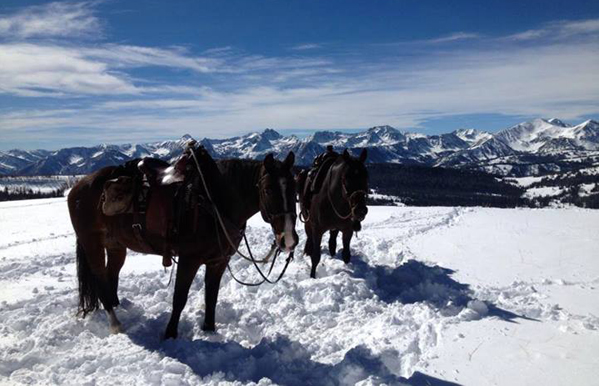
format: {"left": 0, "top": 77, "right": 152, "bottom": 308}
{"left": 438, "top": 119, "right": 599, "bottom": 176}
{"left": 0, "top": 198, "right": 597, "bottom": 385}
{"left": 2, "top": 118, "right": 598, "bottom": 177}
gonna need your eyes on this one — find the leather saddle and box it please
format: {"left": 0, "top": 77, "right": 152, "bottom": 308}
{"left": 299, "top": 146, "right": 339, "bottom": 215}
{"left": 102, "top": 152, "right": 194, "bottom": 267}
{"left": 137, "top": 156, "right": 188, "bottom": 186}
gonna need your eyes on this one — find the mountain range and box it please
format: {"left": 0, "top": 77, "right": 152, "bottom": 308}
{"left": 1, "top": 118, "right": 598, "bottom": 177}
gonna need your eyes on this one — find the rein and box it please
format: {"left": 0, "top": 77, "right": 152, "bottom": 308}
{"left": 188, "top": 149, "right": 272, "bottom": 264}
{"left": 257, "top": 174, "right": 296, "bottom": 225}
{"left": 224, "top": 235, "right": 294, "bottom": 286}
{"left": 325, "top": 165, "right": 368, "bottom": 221}
{"left": 188, "top": 146, "right": 294, "bottom": 286}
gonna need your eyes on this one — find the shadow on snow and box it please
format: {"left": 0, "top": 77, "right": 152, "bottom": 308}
{"left": 122, "top": 313, "right": 460, "bottom": 386}
{"left": 114, "top": 252, "right": 534, "bottom": 385}
{"left": 346, "top": 255, "right": 537, "bottom": 323}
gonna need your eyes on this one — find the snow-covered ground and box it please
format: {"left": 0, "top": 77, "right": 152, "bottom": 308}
{"left": 0, "top": 176, "right": 77, "bottom": 195}
{"left": 0, "top": 198, "right": 597, "bottom": 385}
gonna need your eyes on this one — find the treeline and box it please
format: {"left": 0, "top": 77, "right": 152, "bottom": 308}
{"left": 366, "top": 163, "right": 526, "bottom": 207}
{"left": 0, "top": 186, "right": 66, "bottom": 201}
{"left": 528, "top": 171, "right": 599, "bottom": 209}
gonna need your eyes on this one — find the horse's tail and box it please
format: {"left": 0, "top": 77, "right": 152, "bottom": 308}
{"left": 76, "top": 239, "right": 100, "bottom": 317}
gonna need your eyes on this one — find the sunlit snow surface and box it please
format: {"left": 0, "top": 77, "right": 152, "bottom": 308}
{"left": 0, "top": 198, "right": 598, "bottom": 385}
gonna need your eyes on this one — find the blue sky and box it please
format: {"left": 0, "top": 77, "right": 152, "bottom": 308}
{"left": 1, "top": 0, "right": 599, "bottom": 150}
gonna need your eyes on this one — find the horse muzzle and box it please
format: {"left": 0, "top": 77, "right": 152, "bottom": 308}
{"left": 352, "top": 206, "right": 368, "bottom": 222}
{"left": 276, "top": 230, "right": 299, "bottom": 253}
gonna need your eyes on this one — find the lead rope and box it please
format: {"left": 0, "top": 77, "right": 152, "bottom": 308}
{"left": 188, "top": 145, "right": 294, "bottom": 285}
{"left": 325, "top": 165, "right": 368, "bottom": 221}
{"left": 326, "top": 169, "right": 353, "bottom": 220}
{"left": 188, "top": 147, "right": 273, "bottom": 264}
{"left": 242, "top": 233, "right": 294, "bottom": 284}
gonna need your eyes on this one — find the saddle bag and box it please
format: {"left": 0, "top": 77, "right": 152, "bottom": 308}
{"left": 101, "top": 176, "right": 135, "bottom": 216}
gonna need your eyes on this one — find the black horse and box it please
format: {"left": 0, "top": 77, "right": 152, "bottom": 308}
{"left": 68, "top": 147, "right": 298, "bottom": 339}
{"left": 298, "top": 149, "right": 368, "bottom": 278}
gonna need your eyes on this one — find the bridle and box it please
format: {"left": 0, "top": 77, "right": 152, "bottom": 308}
{"left": 326, "top": 163, "right": 368, "bottom": 221}
{"left": 257, "top": 173, "right": 297, "bottom": 225}
{"left": 186, "top": 145, "right": 295, "bottom": 286}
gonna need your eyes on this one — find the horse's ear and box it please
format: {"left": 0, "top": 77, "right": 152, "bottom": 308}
{"left": 343, "top": 149, "right": 350, "bottom": 160}
{"left": 359, "top": 148, "right": 367, "bottom": 163}
{"left": 283, "top": 151, "right": 295, "bottom": 170}
{"left": 263, "top": 153, "right": 275, "bottom": 173}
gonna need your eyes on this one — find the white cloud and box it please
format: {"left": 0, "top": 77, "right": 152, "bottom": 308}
{"left": 0, "top": 40, "right": 335, "bottom": 97}
{"left": 505, "top": 18, "right": 599, "bottom": 41}
{"left": 0, "top": 1, "right": 101, "bottom": 39}
{"left": 0, "top": 43, "right": 138, "bottom": 96}
{"left": 1, "top": 8, "right": 598, "bottom": 146}
{"left": 426, "top": 32, "right": 481, "bottom": 43}
{"left": 290, "top": 43, "right": 322, "bottom": 51}
{"left": 4, "top": 37, "right": 598, "bottom": 141}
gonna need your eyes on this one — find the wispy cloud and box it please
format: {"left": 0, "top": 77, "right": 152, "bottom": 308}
{"left": 290, "top": 43, "right": 322, "bottom": 51}
{"left": 505, "top": 18, "right": 599, "bottom": 41}
{"left": 0, "top": 43, "right": 139, "bottom": 96}
{"left": 426, "top": 32, "right": 481, "bottom": 43}
{"left": 0, "top": 1, "right": 102, "bottom": 40}
{"left": 1, "top": 6, "right": 598, "bottom": 147}
{"left": 3, "top": 36, "right": 598, "bottom": 141}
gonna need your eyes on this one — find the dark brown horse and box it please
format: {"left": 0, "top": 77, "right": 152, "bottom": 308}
{"left": 68, "top": 147, "right": 298, "bottom": 339}
{"left": 299, "top": 149, "right": 368, "bottom": 278}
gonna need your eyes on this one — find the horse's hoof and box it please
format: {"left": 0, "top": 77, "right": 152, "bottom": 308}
{"left": 202, "top": 321, "right": 216, "bottom": 332}
{"left": 109, "top": 323, "right": 123, "bottom": 334}
{"left": 163, "top": 330, "right": 177, "bottom": 340}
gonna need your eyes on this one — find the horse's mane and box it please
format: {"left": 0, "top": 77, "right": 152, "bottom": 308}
{"left": 217, "top": 159, "right": 262, "bottom": 189}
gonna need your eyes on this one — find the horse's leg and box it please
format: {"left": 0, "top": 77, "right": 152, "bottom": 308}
{"left": 78, "top": 234, "right": 122, "bottom": 334}
{"left": 328, "top": 230, "right": 339, "bottom": 257}
{"left": 310, "top": 227, "right": 324, "bottom": 279}
{"left": 164, "top": 255, "right": 202, "bottom": 339}
{"left": 303, "top": 221, "right": 313, "bottom": 256}
{"left": 106, "top": 246, "right": 126, "bottom": 307}
{"left": 202, "top": 260, "right": 227, "bottom": 332}
{"left": 341, "top": 230, "right": 354, "bottom": 264}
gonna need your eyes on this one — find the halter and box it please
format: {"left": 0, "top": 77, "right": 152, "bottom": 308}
{"left": 326, "top": 163, "right": 368, "bottom": 221}
{"left": 187, "top": 145, "right": 295, "bottom": 286}
{"left": 257, "top": 173, "right": 297, "bottom": 224}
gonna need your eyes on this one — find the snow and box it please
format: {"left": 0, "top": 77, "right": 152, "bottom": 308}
{"left": 578, "top": 183, "right": 596, "bottom": 197}
{"left": 505, "top": 176, "right": 545, "bottom": 188}
{"left": 0, "top": 199, "right": 598, "bottom": 385}
{"left": 69, "top": 155, "right": 84, "bottom": 165}
{"left": 0, "top": 176, "right": 75, "bottom": 194}
{"left": 523, "top": 186, "right": 564, "bottom": 198}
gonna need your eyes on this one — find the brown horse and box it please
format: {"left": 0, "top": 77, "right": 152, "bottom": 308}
{"left": 299, "top": 149, "right": 368, "bottom": 278}
{"left": 67, "top": 147, "right": 298, "bottom": 339}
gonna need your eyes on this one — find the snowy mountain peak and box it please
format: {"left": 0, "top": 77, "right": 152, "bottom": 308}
{"left": 547, "top": 118, "right": 569, "bottom": 127}
{"left": 453, "top": 128, "right": 493, "bottom": 147}
{"left": 307, "top": 131, "right": 345, "bottom": 144}
{"left": 367, "top": 125, "right": 400, "bottom": 134}
{"left": 2, "top": 117, "right": 598, "bottom": 177}
{"left": 261, "top": 128, "right": 282, "bottom": 141}
{"left": 579, "top": 119, "right": 599, "bottom": 128}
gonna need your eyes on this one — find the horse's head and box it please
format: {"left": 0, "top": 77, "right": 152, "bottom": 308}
{"left": 258, "top": 152, "right": 299, "bottom": 252}
{"left": 337, "top": 148, "right": 369, "bottom": 222}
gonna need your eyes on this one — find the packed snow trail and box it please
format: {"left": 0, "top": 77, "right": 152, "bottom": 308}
{"left": 0, "top": 198, "right": 598, "bottom": 385}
